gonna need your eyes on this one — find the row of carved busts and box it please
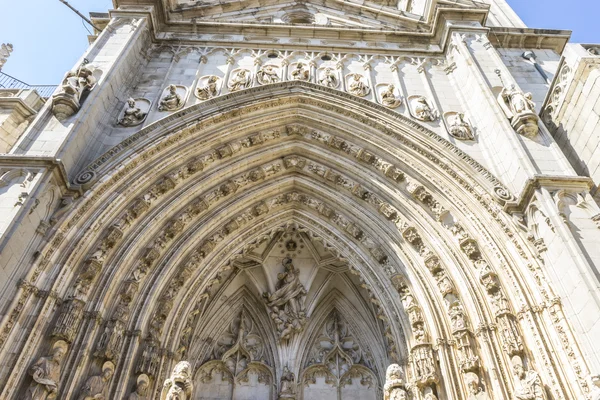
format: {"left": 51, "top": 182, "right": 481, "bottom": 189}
{"left": 23, "top": 340, "right": 191, "bottom": 400}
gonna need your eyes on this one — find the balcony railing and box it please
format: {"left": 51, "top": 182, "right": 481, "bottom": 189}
{"left": 0, "top": 72, "right": 57, "bottom": 98}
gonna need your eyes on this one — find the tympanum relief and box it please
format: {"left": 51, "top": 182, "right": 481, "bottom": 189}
{"left": 118, "top": 98, "right": 150, "bottom": 127}
{"left": 195, "top": 75, "right": 221, "bottom": 100}
{"left": 158, "top": 84, "right": 187, "bottom": 112}
{"left": 263, "top": 257, "right": 307, "bottom": 341}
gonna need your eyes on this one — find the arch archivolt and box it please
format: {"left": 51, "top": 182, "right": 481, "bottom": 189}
{"left": 0, "top": 84, "right": 589, "bottom": 399}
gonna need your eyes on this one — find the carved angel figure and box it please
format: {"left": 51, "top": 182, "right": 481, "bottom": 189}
{"left": 158, "top": 85, "right": 183, "bottom": 111}
{"left": 511, "top": 356, "right": 546, "bottom": 400}
{"left": 291, "top": 63, "right": 309, "bottom": 81}
{"left": 196, "top": 76, "right": 219, "bottom": 100}
{"left": 257, "top": 65, "right": 280, "bottom": 85}
{"left": 348, "top": 73, "right": 370, "bottom": 97}
{"left": 229, "top": 69, "right": 251, "bottom": 92}
{"left": 448, "top": 113, "right": 474, "bottom": 140}
{"left": 24, "top": 340, "right": 68, "bottom": 400}
{"left": 380, "top": 84, "right": 402, "bottom": 108}
{"left": 119, "top": 98, "right": 147, "bottom": 127}
{"left": 129, "top": 374, "right": 150, "bottom": 400}
{"left": 318, "top": 67, "right": 338, "bottom": 88}
{"left": 264, "top": 257, "right": 307, "bottom": 340}
{"left": 77, "top": 361, "right": 114, "bottom": 400}
{"left": 160, "top": 361, "right": 193, "bottom": 400}
{"left": 413, "top": 96, "right": 435, "bottom": 121}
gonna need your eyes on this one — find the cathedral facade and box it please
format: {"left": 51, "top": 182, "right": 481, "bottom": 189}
{"left": 1, "top": 0, "right": 600, "bottom": 399}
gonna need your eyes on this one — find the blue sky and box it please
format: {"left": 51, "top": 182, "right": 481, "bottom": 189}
{"left": 0, "top": 0, "right": 598, "bottom": 84}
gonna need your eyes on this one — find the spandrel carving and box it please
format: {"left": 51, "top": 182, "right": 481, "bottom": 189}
{"left": 24, "top": 340, "right": 68, "bottom": 400}
{"left": 263, "top": 257, "right": 307, "bottom": 340}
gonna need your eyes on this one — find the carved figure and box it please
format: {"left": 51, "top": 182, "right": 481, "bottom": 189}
{"left": 447, "top": 112, "right": 474, "bottom": 140}
{"left": 380, "top": 84, "right": 402, "bottom": 108}
{"left": 229, "top": 69, "right": 251, "bottom": 92}
{"left": 52, "top": 60, "right": 97, "bottom": 120}
{"left": 158, "top": 85, "right": 184, "bottom": 111}
{"left": 118, "top": 98, "right": 147, "bottom": 127}
{"left": 196, "top": 76, "right": 220, "bottom": 100}
{"left": 160, "top": 361, "right": 193, "bottom": 400}
{"left": 384, "top": 364, "right": 407, "bottom": 400}
{"left": 498, "top": 83, "right": 539, "bottom": 137}
{"left": 448, "top": 302, "right": 468, "bottom": 332}
{"left": 24, "top": 340, "right": 68, "bottom": 400}
{"left": 279, "top": 366, "right": 296, "bottom": 398}
{"left": 511, "top": 356, "right": 546, "bottom": 400}
{"left": 465, "top": 372, "right": 489, "bottom": 400}
{"left": 291, "top": 63, "right": 309, "bottom": 81}
{"left": 77, "top": 361, "right": 115, "bottom": 400}
{"left": 129, "top": 374, "right": 150, "bottom": 400}
{"left": 411, "top": 96, "right": 435, "bottom": 121}
{"left": 318, "top": 68, "right": 338, "bottom": 88}
{"left": 264, "top": 257, "right": 307, "bottom": 340}
{"left": 348, "top": 73, "right": 370, "bottom": 97}
{"left": 257, "top": 65, "right": 280, "bottom": 85}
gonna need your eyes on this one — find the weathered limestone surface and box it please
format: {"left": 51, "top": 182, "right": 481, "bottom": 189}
{"left": 0, "top": 1, "right": 598, "bottom": 400}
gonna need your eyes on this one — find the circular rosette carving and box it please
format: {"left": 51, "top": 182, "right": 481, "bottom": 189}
{"left": 74, "top": 170, "right": 97, "bottom": 186}
{"left": 493, "top": 185, "right": 515, "bottom": 204}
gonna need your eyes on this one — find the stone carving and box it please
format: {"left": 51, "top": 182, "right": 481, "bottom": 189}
{"left": 158, "top": 84, "right": 186, "bottom": 111}
{"left": 498, "top": 82, "right": 539, "bottom": 137}
{"left": 257, "top": 64, "right": 281, "bottom": 85}
{"left": 379, "top": 84, "right": 403, "bottom": 108}
{"left": 118, "top": 98, "right": 150, "bottom": 127}
{"left": 465, "top": 372, "right": 488, "bottom": 400}
{"left": 384, "top": 364, "right": 408, "bottom": 400}
{"left": 318, "top": 67, "right": 339, "bottom": 88}
{"left": 444, "top": 112, "right": 474, "bottom": 140}
{"left": 129, "top": 374, "right": 150, "bottom": 400}
{"left": 24, "top": 340, "right": 68, "bottom": 400}
{"left": 410, "top": 344, "right": 437, "bottom": 387}
{"left": 160, "top": 361, "right": 193, "bottom": 400}
{"left": 448, "top": 301, "right": 468, "bottom": 332}
{"left": 591, "top": 375, "right": 600, "bottom": 400}
{"left": 77, "top": 361, "right": 115, "bottom": 400}
{"left": 51, "top": 298, "right": 85, "bottom": 343}
{"left": 290, "top": 63, "right": 309, "bottom": 81}
{"left": 279, "top": 366, "right": 296, "bottom": 399}
{"left": 228, "top": 69, "right": 252, "bottom": 91}
{"left": 347, "top": 73, "right": 370, "bottom": 97}
{"left": 0, "top": 43, "right": 13, "bottom": 71}
{"left": 264, "top": 257, "right": 307, "bottom": 340}
{"left": 408, "top": 95, "right": 437, "bottom": 121}
{"left": 52, "top": 59, "right": 97, "bottom": 120}
{"left": 511, "top": 356, "right": 546, "bottom": 400}
{"left": 195, "top": 75, "right": 221, "bottom": 100}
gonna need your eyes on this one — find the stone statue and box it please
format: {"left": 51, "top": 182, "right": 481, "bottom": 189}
{"left": 348, "top": 73, "right": 370, "bottom": 97}
{"left": 279, "top": 365, "right": 296, "bottom": 398}
{"left": 465, "top": 372, "right": 489, "bottom": 400}
{"left": 318, "top": 67, "right": 338, "bottom": 88}
{"left": 129, "top": 374, "right": 150, "bottom": 400}
{"left": 497, "top": 82, "right": 539, "bottom": 137}
{"left": 257, "top": 65, "right": 280, "bottom": 85}
{"left": 196, "top": 76, "right": 219, "bottom": 100}
{"left": 501, "top": 84, "right": 536, "bottom": 116}
{"left": 384, "top": 364, "right": 407, "bottom": 400}
{"left": 229, "top": 69, "right": 251, "bottom": 92}
{"left": 160, "top": 361, "right": 193, "bottom": 400}
{"left": 380, "top": 84, "right": 402, "bottom": 108}
{"left": 291, "top": 63, "right": 309, "bottom": 81}
{"left": 77, "top": 361, "right": 115, "bottom": 400}
{"left": 24, "top": 340, "right": 68, "bottom": 400}
{"left": 158, "top": 85, "right": 184, "bottom": 111}
{"left": 264, "top": 257, "right": 307, "bottom": 340}
{"left": 412, "top": 96, "right": 435, "bottom": 121}
{"left": 511, "top": 356, "right": 546, "bottom": 400}
{"left": 118, "top": 98, "right": 147, "bottom": 127}
{"left": 447, "top": 112, "right": 474, "bottom": 140}
{"left": 52, "top": 59, "right": 97, "bottom": 120}
{"left": 448, "top": 301, "right": 468, "bottom": 332}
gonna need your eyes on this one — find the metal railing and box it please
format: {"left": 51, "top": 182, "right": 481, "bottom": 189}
{"left": 0, "top": 72, "right": 57, "bottom": 98}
